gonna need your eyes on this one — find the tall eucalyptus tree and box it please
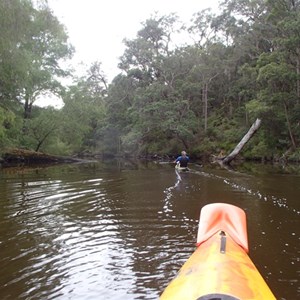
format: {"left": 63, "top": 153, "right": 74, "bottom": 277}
{"left": 116, "top": 14, "right": 195, "bottom": 153}
{"left": 0, "top": 0, "right": 73, "bottom": 120}
{"left": 60, "top": 62, "right": 107, "bottom": 154}
{"left": 253, "top": 0, "right": 300, "bottom": 150}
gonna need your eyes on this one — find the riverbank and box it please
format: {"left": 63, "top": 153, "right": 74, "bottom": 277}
{"left": 0, "top": 148, "right": 82, "bottom": 167}
{"left": 1, "top": 148, "right": 299, "bottom": 169}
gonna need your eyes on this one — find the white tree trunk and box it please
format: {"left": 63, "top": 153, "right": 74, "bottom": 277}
{"left": 222, "top": 118, "right": 262, "bottom": 165}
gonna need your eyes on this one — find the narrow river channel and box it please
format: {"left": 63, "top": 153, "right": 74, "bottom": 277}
{"left": 0, "top": 160, "right": 299, "bottom": 299}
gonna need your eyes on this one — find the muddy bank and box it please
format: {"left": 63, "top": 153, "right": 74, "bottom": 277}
{"left": 0, "top": 149, "right": 82, "bottom": 167}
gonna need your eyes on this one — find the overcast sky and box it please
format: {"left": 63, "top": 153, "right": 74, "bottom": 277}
{"left": 37, "top": 0, "right": 219, "bottom": 107}
{"left": 47, "top": 0, "right": 220, "bottom": 81}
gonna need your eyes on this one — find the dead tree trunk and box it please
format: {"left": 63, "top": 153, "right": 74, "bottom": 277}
{"left": 222, "top": 118, "right": 262, "bottom": 165}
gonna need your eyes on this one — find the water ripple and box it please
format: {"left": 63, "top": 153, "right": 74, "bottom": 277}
{"left": 0, "top": 164, "right": 298, "bottom": 299}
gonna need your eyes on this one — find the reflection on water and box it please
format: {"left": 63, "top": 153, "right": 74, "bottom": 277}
{"left": 0, "top": 161, "right": 299, "bottom": 299}
{"left": 162, "top": 169, "right": 182, "bottom": 214}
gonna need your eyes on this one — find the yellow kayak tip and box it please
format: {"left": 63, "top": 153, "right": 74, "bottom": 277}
{"left": 175, "top": 164, "right": 189, "bottom": 172}
{"left": 160, "top": 203, "right": 276, "bottom": 300}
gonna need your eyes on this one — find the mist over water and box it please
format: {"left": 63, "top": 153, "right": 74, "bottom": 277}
{"left": 0, "top": 161, "right": 299, "bottom": 299}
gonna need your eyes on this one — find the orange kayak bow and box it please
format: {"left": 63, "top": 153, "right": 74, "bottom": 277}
{"left": 160, "top": 203, "right": 276, "bottom": 300}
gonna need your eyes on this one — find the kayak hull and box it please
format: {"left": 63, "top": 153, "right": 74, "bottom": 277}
{"left": 160, "top": 203, "right": 276, "bottom": 300}
{"left": 175, "top": 165, "right": 189, "bottom": 172}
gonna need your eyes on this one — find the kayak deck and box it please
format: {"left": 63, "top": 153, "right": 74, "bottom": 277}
{"left": 175, "top": 165, "right": 189, "bottom": 172}
{"left": 160, "top": 203, "right": 276, "bottom": 300}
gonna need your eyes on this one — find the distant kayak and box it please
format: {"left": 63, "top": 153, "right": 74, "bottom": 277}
{"left": 175, "top": 163, "right": 189, "bottom": 172}
{"left": 160, "top": 203, "right": 276, "bottom": 300}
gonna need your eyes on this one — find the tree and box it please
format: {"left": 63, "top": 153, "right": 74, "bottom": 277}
{"left": 244, "top": 0, "right": 300, "bottom": 151}
{"left": 115, "top": 14, "right": 195, "bottom": 154}
{"left": 0, "top": 0, "right": 74, "bottom": 120}
{"left": 21, "top": 2, "right": 74, "bottom": 119}
{"left": 26, "top": 107, "right": 60, "bottom": 152}
{"left": 222, "top": 118, "right": 262, "bottom": 164}
{"left": 60, "top": 63, "right": 107, "bottom": 154}
{"left": 119, "top": 13, "right": 180, "bottom": 82}
{"left": 0, "top": 0, "right": 34, "bottom": 103}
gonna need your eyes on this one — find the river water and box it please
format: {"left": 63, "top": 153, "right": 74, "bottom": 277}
{"left": 0, "top": 160, "right": 299, "bottom": 299}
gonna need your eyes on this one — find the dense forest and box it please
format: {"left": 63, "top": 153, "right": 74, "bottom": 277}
{"left": 1, "top": 0, "right": 300, "bottom": 162}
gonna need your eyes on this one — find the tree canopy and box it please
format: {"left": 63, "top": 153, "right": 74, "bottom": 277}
{"left": 1, "top": 0, "right": 300, "bottom": 162}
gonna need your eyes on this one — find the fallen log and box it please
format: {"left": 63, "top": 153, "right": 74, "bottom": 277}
{"left": 222, "top": 118, "right": 262, "bottom": 165}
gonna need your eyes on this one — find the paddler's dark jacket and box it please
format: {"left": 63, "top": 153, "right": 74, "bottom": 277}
{"left": 175, "top": 155, "right": 189, "bottom": 167}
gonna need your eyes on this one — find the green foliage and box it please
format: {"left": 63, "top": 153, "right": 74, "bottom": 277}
{"left": 244, "top": 139, "right": 269, "bottom": 159}
{"left": 121, "top": 130, "right": 142, "bottom": 154}
{"left": 0, "top": 0, "right": 73, "bottom": 119}
{"left": 192, "top": 137, "right": 217, "bottom": 156}
{"left": 102, "top": 3, "right": 300, "bottom": 158}
{"left": 246, "top": 99, "right": 269, "bottom": 117}
{"left": 1, "top": 1, "right": 300, "bottom": 160}
{"left": 45, "top": 138, "right": 72, "bottom": 156}
{"left": 286, "top": 148, "right": 300, "bottom": 162}
{"left": 59, "top": 63, "right": 107, "bottom": 154}
{"left": 26, "top": 107, "right": 60, "bottom": 152}
{"left": 0, "top": 107, "right": 16, "bottom": 147}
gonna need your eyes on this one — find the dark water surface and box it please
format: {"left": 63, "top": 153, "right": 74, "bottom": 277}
{"left": 0, "top": 161, "right": 299, "bottom": 299}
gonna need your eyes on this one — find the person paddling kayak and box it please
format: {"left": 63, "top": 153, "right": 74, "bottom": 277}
{"left": 174, "top": 151, "right": 189, "bottom": 168}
